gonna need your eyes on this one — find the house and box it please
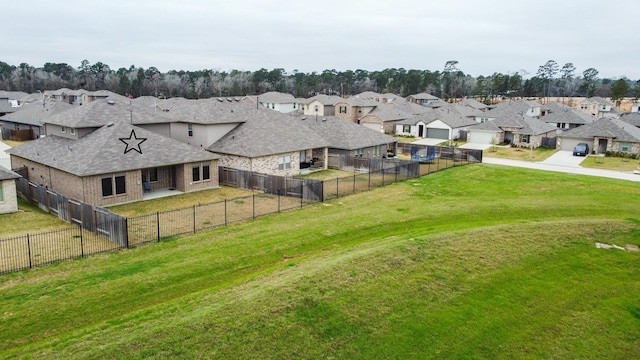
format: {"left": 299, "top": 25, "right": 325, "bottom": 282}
{"left": 298, "top": 116, "right": 397, "bottom": 159}
{"left": 619, "top": 113, "right": 640, "bottom": 128}
{"left": 358, "top": 105, "right": 412, "bottom": 134}
{"left": 207, "top": 109, "right": 330, "bottom": 176}
{"left": 542, "top": 102, "right": 596, "bottom": 131}
{"left": 395, "top": 106, "right": 477, "bottom": 141}
{"left": 467, "top": 112, "right": 557, "bottom": 147}
{"left": 556, "top": 117, "right": 640, "bottom": 155}
{"left": 0, "top": 166, "right": 20, "bottom": 214}
{"left": 43, "top": 88, "right": 128, "bottom": 106}
{"left": 631, "top": 103, "right": 640, "bottom": 113}
{"left": 303, "top": 94, "right": 343, "bottom": 116}
{"left": 242, "top": 91, "right": 301, "bottom": 113}
{"left": 334, "top": 97, "right": 379, "bottom": 123}
{"left": 576, "top": 97, "right": 620, "bottom": 119}
{"left": 406, "top": 93, "right": 440, "bottom": 106}
{"left": 7, "top": 122, "right": 220, "bottom": 207}
{"left": 0, "top": 99, "right": 74, "bottom": 140}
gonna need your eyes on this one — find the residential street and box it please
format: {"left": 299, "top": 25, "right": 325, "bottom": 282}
{"left": 483, "top": 156, "right": 640, "bottom": 182}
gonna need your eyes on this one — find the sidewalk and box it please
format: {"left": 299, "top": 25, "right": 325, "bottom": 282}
{"left": 483, "top": 156, "right": 640, "bottom": 182}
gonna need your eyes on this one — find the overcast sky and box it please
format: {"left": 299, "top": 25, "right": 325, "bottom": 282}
{"left": 4, "top": 0, "right": 639, "bottom": 79}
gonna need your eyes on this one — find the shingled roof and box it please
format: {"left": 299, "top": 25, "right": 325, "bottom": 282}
{"left": 399, "top": 107, "right": 477, "bottom": 128}
{"left": 559, "top": 118, "right": 640, "bottom": 142}
{"left": 0, "top": 99, "right": 74, "bottom": 126}
{"left": 298, "top": 116, "right": 396, "bottom": 150}
{"left": 207, "top": 109, "right": 330, "bottom": 157}
{"left": 7, "top": 122, "right": 219, "bottom": 177}
{"left": 0, "top": 166, "right": 20, "bottom": 180}
{"left": 468, "top": 115, "right": 557, "bottom": 135}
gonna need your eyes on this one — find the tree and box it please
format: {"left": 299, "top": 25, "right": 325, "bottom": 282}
{"left": 536, "top": 60, "right": 558, "bottom": 103}
{"left": 558, "top": 63, "right": 576, "bottom": 103}
{"left": 610, "top": 79, "right": 630, "bottom": 106}
{"left": 580, "top": 68, "right": 599, "bottom": 97}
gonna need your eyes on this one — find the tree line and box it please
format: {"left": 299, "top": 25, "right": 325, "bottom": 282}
{"left": 1, "top": 59, "right": 638, "bottom": 104}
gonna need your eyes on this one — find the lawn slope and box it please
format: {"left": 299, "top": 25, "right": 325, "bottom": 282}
{"left": 1, "top": 164, "right": 639, "bottom": 359}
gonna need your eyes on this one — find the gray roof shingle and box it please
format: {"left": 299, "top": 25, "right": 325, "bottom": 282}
{"left": 559, "top": 117, "right": 640, "bottom": 142}
{"left": 0, "top": 166, "right": 20, "bottom": 180}
{"left": 0, "top": 99, "right": 74, "bottom": 126}
{"left": 7, "top": 122, "right": 219, "bottom": 176}
{"left": 298, "top": 116, "right": 396, "bottom": 150}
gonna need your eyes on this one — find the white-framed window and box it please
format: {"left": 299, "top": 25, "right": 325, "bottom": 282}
{"left": 191, "top": 162, "right": 211, "bottom": 182}
{"left": 373, "top": 145, "right": 381, "bottom": 157}
{"left": 300, "top": 150, "right": 306, "bottom": 162}
{"left": 354, "top": 148, "right": 363, "bottom": 157}
{"left": 621, "top": 142, "right": 631, "bottom": 152}
{"left": 480, "top": 117, "right": 488, "bottom": 123}
{"left": 0, "top": 181, "right": 4, "bottom": 202}
{"left": 339, "top": 106, "right": 347, "bottom": 113}
{"left": 314, "top": 105, "right": 319, "bottom": 112}
{"left": 188, "top": 123, "right": 193, "bottom": 137}
{"left": 61, "top": 126, "right": 66, "bottom": 133}
{"left": 580, "top": 104, "right": 588, "bottom": 109}
{"left": 403, "top": 125, "right": 411, "bottom": 133}
{"left": 278, "top": 155, "right": 291, "bottom": 170}
{"left": 520, "top": 135, "right": 530, "bottom": 143}
{"left": 70, "top": 128, "right": 76, "bottom": 135}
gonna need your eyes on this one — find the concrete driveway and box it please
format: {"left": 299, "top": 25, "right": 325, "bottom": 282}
{"left": 411, "top": 138, "right": 444, "bottom": 146}
{"left": 459, "top": 143, "right": 492, "bottom": 150}
{"left": 540, "top": 150, "right": 586, "bottom": 167}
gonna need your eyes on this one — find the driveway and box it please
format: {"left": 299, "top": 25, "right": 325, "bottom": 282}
{"left": 0, "top": 141, "right": 11, "bottom": 170}
{"left": 411, "top": 138, "right": 444, "bottom": 146}
{"left": 540, "top": 150, "right": 586, "bottom": 167}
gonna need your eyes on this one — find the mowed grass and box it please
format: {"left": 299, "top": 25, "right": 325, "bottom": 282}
{"left": 485, "top": 145, "right": 558, "bottom": 161}
{"left": 0, "top": 198, "right": 69, "bottom": 237}
{"left": 1, "top": 164, "right": 640, "bottom": 359}
{"left": 581, "top": 155, "right": 640, "bottom": 172}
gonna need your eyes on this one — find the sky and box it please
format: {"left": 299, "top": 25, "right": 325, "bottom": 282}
{"left": 3, "top": 0, "right": 639, "bottom": 79}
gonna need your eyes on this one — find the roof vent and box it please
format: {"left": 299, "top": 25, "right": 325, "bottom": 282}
{"left": 217, "top": 98, "right": 224, "bottom": 102}
{"left": 107, "top": 100, "right": 115, "bottom": 105}
{"left": 106, "top": 121, "right": 114, "bottom": 127}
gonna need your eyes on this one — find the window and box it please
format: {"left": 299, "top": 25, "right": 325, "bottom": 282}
{"left": 354, "top": 148, "right": 363, "bottom": 157}
{"left": 580, "top": 104, "right": 588, "bottom": 109}
{"left": 357, "top": 107, "right": 362, "bottom": 114}
{"left": 143, "top": 168, "right": 158, "bottom": 183}
{"left": 373, "top": 145, "right": 381, "bottom": 157}
{"left": 101, "top": 174, "right": 126, "bottom": 197}
{"left": 278, "top": 155, "right": 291, "bottom": 170}
{"left": 0, "top": 181, "right": 4, "bottom": 202}
{"left": 339, "top": 106, "right": 347, "bottom": 113}
{"left": 192, "top": 165, "right": 200, "bottom": 182}
{"left": 480, "top": 117, "right": 488, "bottom": 123}
{"left": 300, "top": 150, "right": 307, "bottom": 163}
{"left": 293, "top": 103, "right": 296, "bottom": 109}
{"left": 621, "top": 143, "right": 631, "bottom": 152}
{"left": 520, "top": 135, "right": 530, "bottom": 143}
{"left": 314, "top": 105, "right": 319, "bottom": 112}
{"left": 61, "top": 126, "right": 66, "bottom": 133}
{"left": 70, "top": 128, "right": 76, "bottom": 135}
{"left": 202, "top": 164, "right": 210, "bottom": 181}
{"left": 403, "top": 125, "right": 411, "bottom": 133}
{"left": 271, "top": 104, "right": 275, "bottom": 109}
{"left": 188, "top": 123, "right": 193, "bottom": 137}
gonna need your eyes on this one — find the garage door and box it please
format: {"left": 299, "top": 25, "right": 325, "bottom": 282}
{"left": 559, "top": 137, "right": 590, "bottom": 151}
{"left": 426, "top": 128, "right": 449, "bottom": 139}
{"left": 469, "top": 131, "right": 497, "bottom": 144}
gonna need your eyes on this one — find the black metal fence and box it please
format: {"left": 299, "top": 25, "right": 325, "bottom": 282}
{"left": 1, "top": 147, "right": 483, "bottom": 275}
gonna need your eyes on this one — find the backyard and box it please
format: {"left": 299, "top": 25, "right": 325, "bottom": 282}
{"left": 1, "top": 164, "right": 639, "bottom": 359}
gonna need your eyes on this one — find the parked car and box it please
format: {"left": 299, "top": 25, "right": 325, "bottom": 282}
{"left": 573, "top": 143, "right": 589, "bottom": 156}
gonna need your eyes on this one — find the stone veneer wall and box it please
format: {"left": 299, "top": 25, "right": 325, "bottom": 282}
{"left": 218, "top": 153, "right": 301, "bottom": 176}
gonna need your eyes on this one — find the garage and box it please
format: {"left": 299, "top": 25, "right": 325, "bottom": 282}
{"left": 362, "top": 122, "right": 383, "bottom": 133}
{"left": 559, "top": 137, "right": 591, "bottom": 151}
{"left": 426, "top": 128, "right": 449, "bottom": 140}
{"left": 468, "top": 131, "right": 498, "bottom": 144}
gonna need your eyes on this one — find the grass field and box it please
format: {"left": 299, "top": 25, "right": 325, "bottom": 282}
{"left": 1, "top": 164, "right": 639, "bottom": 359}
{"left": 484, "top": 145, "right": 557, "bottom": 161}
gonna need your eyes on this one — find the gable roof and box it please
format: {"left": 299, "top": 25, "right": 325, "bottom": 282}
{"left": 244, "top": 91, "right": 297, "bottom": 104}
{"left": 559, "top": 117, "right": 640, "bottom": 142}
{"left": 407, "top": 92, "right": 439, "bottom": 100}
{"left": 305, "top": 94, "right": 343, "bottom": 106}
{"left": 620, "top": 112, "right": 640, "bottom": 128}
{"left": 458, "top": 98, "right": 488, "bottom": 110}
{"left": 387, "top": 100, "right": 432, "bottom": 116}
{"left": 131, "top": 97, "right": 254, "bottom": 125}
{"left": 298, "top": 116, "right": 396, "bottom": 150}
{"left": 399, "top": 107, "right": 477, "bottom": 128}
{"left": 468, "top": 115, "right": 557, "bottom": 135}
{"left": 360, "top": 104, "right": 410, "bottom": 122}
{"left": 542, "top": 104, "right": 596, "bottom": 125}
{"left": 584, "top": 96, "right": 613, "bottom": 106}
{"left": 206, "top": 109, "right": 330, "bottom": 157}
{"left": 7, "top": 122, "right": 218, "bottom": 177}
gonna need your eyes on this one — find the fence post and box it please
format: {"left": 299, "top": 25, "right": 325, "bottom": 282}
{"left": 353, "top": 174, "right": 356, "bottom": 194}
{"left": 336, "top": 178, "right": 339, "bottom": 198}
{"left": 277, "top": 190, "right": 281, "bottom": 212}
{"left": 27, "top": 233, "right": 33, "bottom": 269}
{"left": 79, "top": 224, "right": 84, "bottom": 257}
{"left": 156, "top": 211, "right": 161, "bottom": 242}
{"left": 124, "top": 218, "right": 129, "bottom": 248}
{"left": 193, "top": 205, "right": 197, "bottom": 234}
{"left": 224, "top": 199, "right": 227, "bottom": 226}
{"left": 300, "top": 184, "right": 303, "bottom": 208}
{"left": 253, "top": 194, "right": 256, "bottom": 219}
{"left": 368, "top": 170, "right": 371, "bottom": 189}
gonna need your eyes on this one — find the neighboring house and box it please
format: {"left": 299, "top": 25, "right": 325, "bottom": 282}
{"left": 207, "top": 109, "right": 330, "bottom": 176}
{"left": 542, "top": 101, "right": 596, "bottom": 131}
{"left": 358, "top": 105, "right": 411, "bottom": 133}
{"left": 334, "top": 97, "right": 379, "bottom": 123}
{"left": 577, "top": 97, "right": 618, "bottom": 119}
{"left": 304, "top": 94, "right": 343, "bottom": 116}
{"left": 0, "top": 166, "right": 20, "bottom": 214}
{"left": 467, "top": 114, "right": 557, "bottom": 147}
{"left": 0, "top": 96, "right": 17, "bottom": 117}
{"left": 43, "top": 88, "right": 128, "bottom": 106}
{"left": 488, "top": 99, "right": 548, "bottom": 119}
{"left": 395, "top": 106, "right": 477, "bottom": 141}
{"left": 298, "top": 116, "right": 397, "bottom": 159}
{"left": 631, "top": 103, "right": 640, "bottom": 113}
{"left": 458, "top": 98, "right": 489, "bottom": 112}
{"left": 406, "top": 93, "right": 440, "bottom": 106}
{"left": 7, "top": 122, "right": 220, "bottom": 207}
{"left": 0, "top": 99, "right": 74, "bottom": 140}
{"left": 556, "top": 117, "right": 640, "bottom": 155}
{"left": 619, "top": 113, "right": 640, "bottom": 128}
{"left": 242, "top": 91, "right": 301, "bottom": 113}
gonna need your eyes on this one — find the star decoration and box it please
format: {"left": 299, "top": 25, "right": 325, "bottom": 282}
{"left": 119, "top": 129, "right": 147, "bottom": 154}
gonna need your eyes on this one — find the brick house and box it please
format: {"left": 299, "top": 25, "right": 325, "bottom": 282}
{"left": 0, "top": 166, "right": 20, "bottom": 214}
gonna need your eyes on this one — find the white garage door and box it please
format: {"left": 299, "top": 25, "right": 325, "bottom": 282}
{"left": 469, "top": 131, "right": 497, "bottom": 144}
{"left": 426, "top": 128, "right": 449, "bottom": 139}
{"left": 559, "top": 137, "right": 590, "bottom": 151}
{"left": 362, "top": 123, "right": 383, "bottom": 133}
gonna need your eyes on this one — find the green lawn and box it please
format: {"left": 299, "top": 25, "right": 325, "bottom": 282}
{"left": 1, "top": 164, "right": 639, "bottom": 359}
{"left": 484, "top": 145, "right": 558, "bottom": 161}
{"left": 0, "top": 198, "right": 69, "bottom": 237}
{"left": 581, "top": 155, "right": 640, "bottom": 172}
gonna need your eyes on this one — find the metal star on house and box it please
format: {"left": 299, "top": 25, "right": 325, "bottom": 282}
{"left": 119, "top": 129, "right": 147, "bottom": 154}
